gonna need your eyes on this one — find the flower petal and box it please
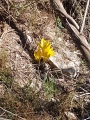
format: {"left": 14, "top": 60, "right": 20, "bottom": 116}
{"left": 34, "top": 38, "right": 55, "bottom": 61}
{"left": 34, "top": 48, "right": 42, "bottom": 61}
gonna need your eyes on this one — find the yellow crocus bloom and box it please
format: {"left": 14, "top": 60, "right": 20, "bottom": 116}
{"left": 34, "top": 38, "right": 55, "bottom": 61}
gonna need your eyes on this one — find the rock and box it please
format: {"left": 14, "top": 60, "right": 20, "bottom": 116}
{"left": 49, "top": 51, "right": 80, "bottom": 78}
{"left": 65, "top": 111, "right": 77, "bottom": 120}
{"left": 30, "top": 79, "right": 42, "bottom": 93}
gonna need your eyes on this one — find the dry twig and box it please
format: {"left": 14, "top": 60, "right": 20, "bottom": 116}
{"left": 80, "top": 0, "right": 90, "bottom": 33}
{"left": 0, "top": 106, "right": 26, "bottom": 120}
{"left": 53, "top": 0, "right": 79, "bottom": 30}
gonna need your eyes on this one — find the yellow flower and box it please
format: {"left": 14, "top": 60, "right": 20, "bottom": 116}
{"left": 34, "top": 38, "right": 55, "bottom": 61}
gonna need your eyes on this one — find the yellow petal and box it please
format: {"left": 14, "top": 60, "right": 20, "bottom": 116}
{"left": 44, "top": 40, "right": 51, "bottom": 48}
{"left": 41, "top": 38, "right": 45, "bottom": 47}
{"left": 34, "top": 48, "right": 42, "bottom": 61}
{"left": 48, "top": 48, "right": 55, "bottom": 56}
{"left": 34, "top": 38, "right": 55, "bottom": 61}
{"left": 40, "top": 38, "right": 51, "bottom": 48}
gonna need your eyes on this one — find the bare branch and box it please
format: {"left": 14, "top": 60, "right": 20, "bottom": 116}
{"left": 53, "top": 0, "right": 79, "bottom": 30}
{"left": 80, "top": 0, "right": 90, "bottom": 33}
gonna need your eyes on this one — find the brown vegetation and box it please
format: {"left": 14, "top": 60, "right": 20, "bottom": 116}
{"left": 0, "top": 0, "right": 90, "bottom": 120}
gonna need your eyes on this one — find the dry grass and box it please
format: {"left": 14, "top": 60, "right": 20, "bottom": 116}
{"left": 0, "top": 0, "right": 90, "bottom": 120}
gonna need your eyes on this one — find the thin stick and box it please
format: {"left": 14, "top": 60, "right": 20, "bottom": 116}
{"left": 80, "top": 0, "right": 90, "bottom": 33}
{"left": 0, "top": 107, "right": 26, "bottom": 120}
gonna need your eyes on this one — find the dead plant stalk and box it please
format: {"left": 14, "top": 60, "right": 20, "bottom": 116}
{"left": 80, "top": 0, "right": 90, "bottom": 33}
{"left": 0, "top": 106, "right": 26, "bottom": 120}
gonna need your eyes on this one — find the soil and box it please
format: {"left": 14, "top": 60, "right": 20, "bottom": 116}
{"left": 0, "top": 0, "right": 90, "bottom": 120}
